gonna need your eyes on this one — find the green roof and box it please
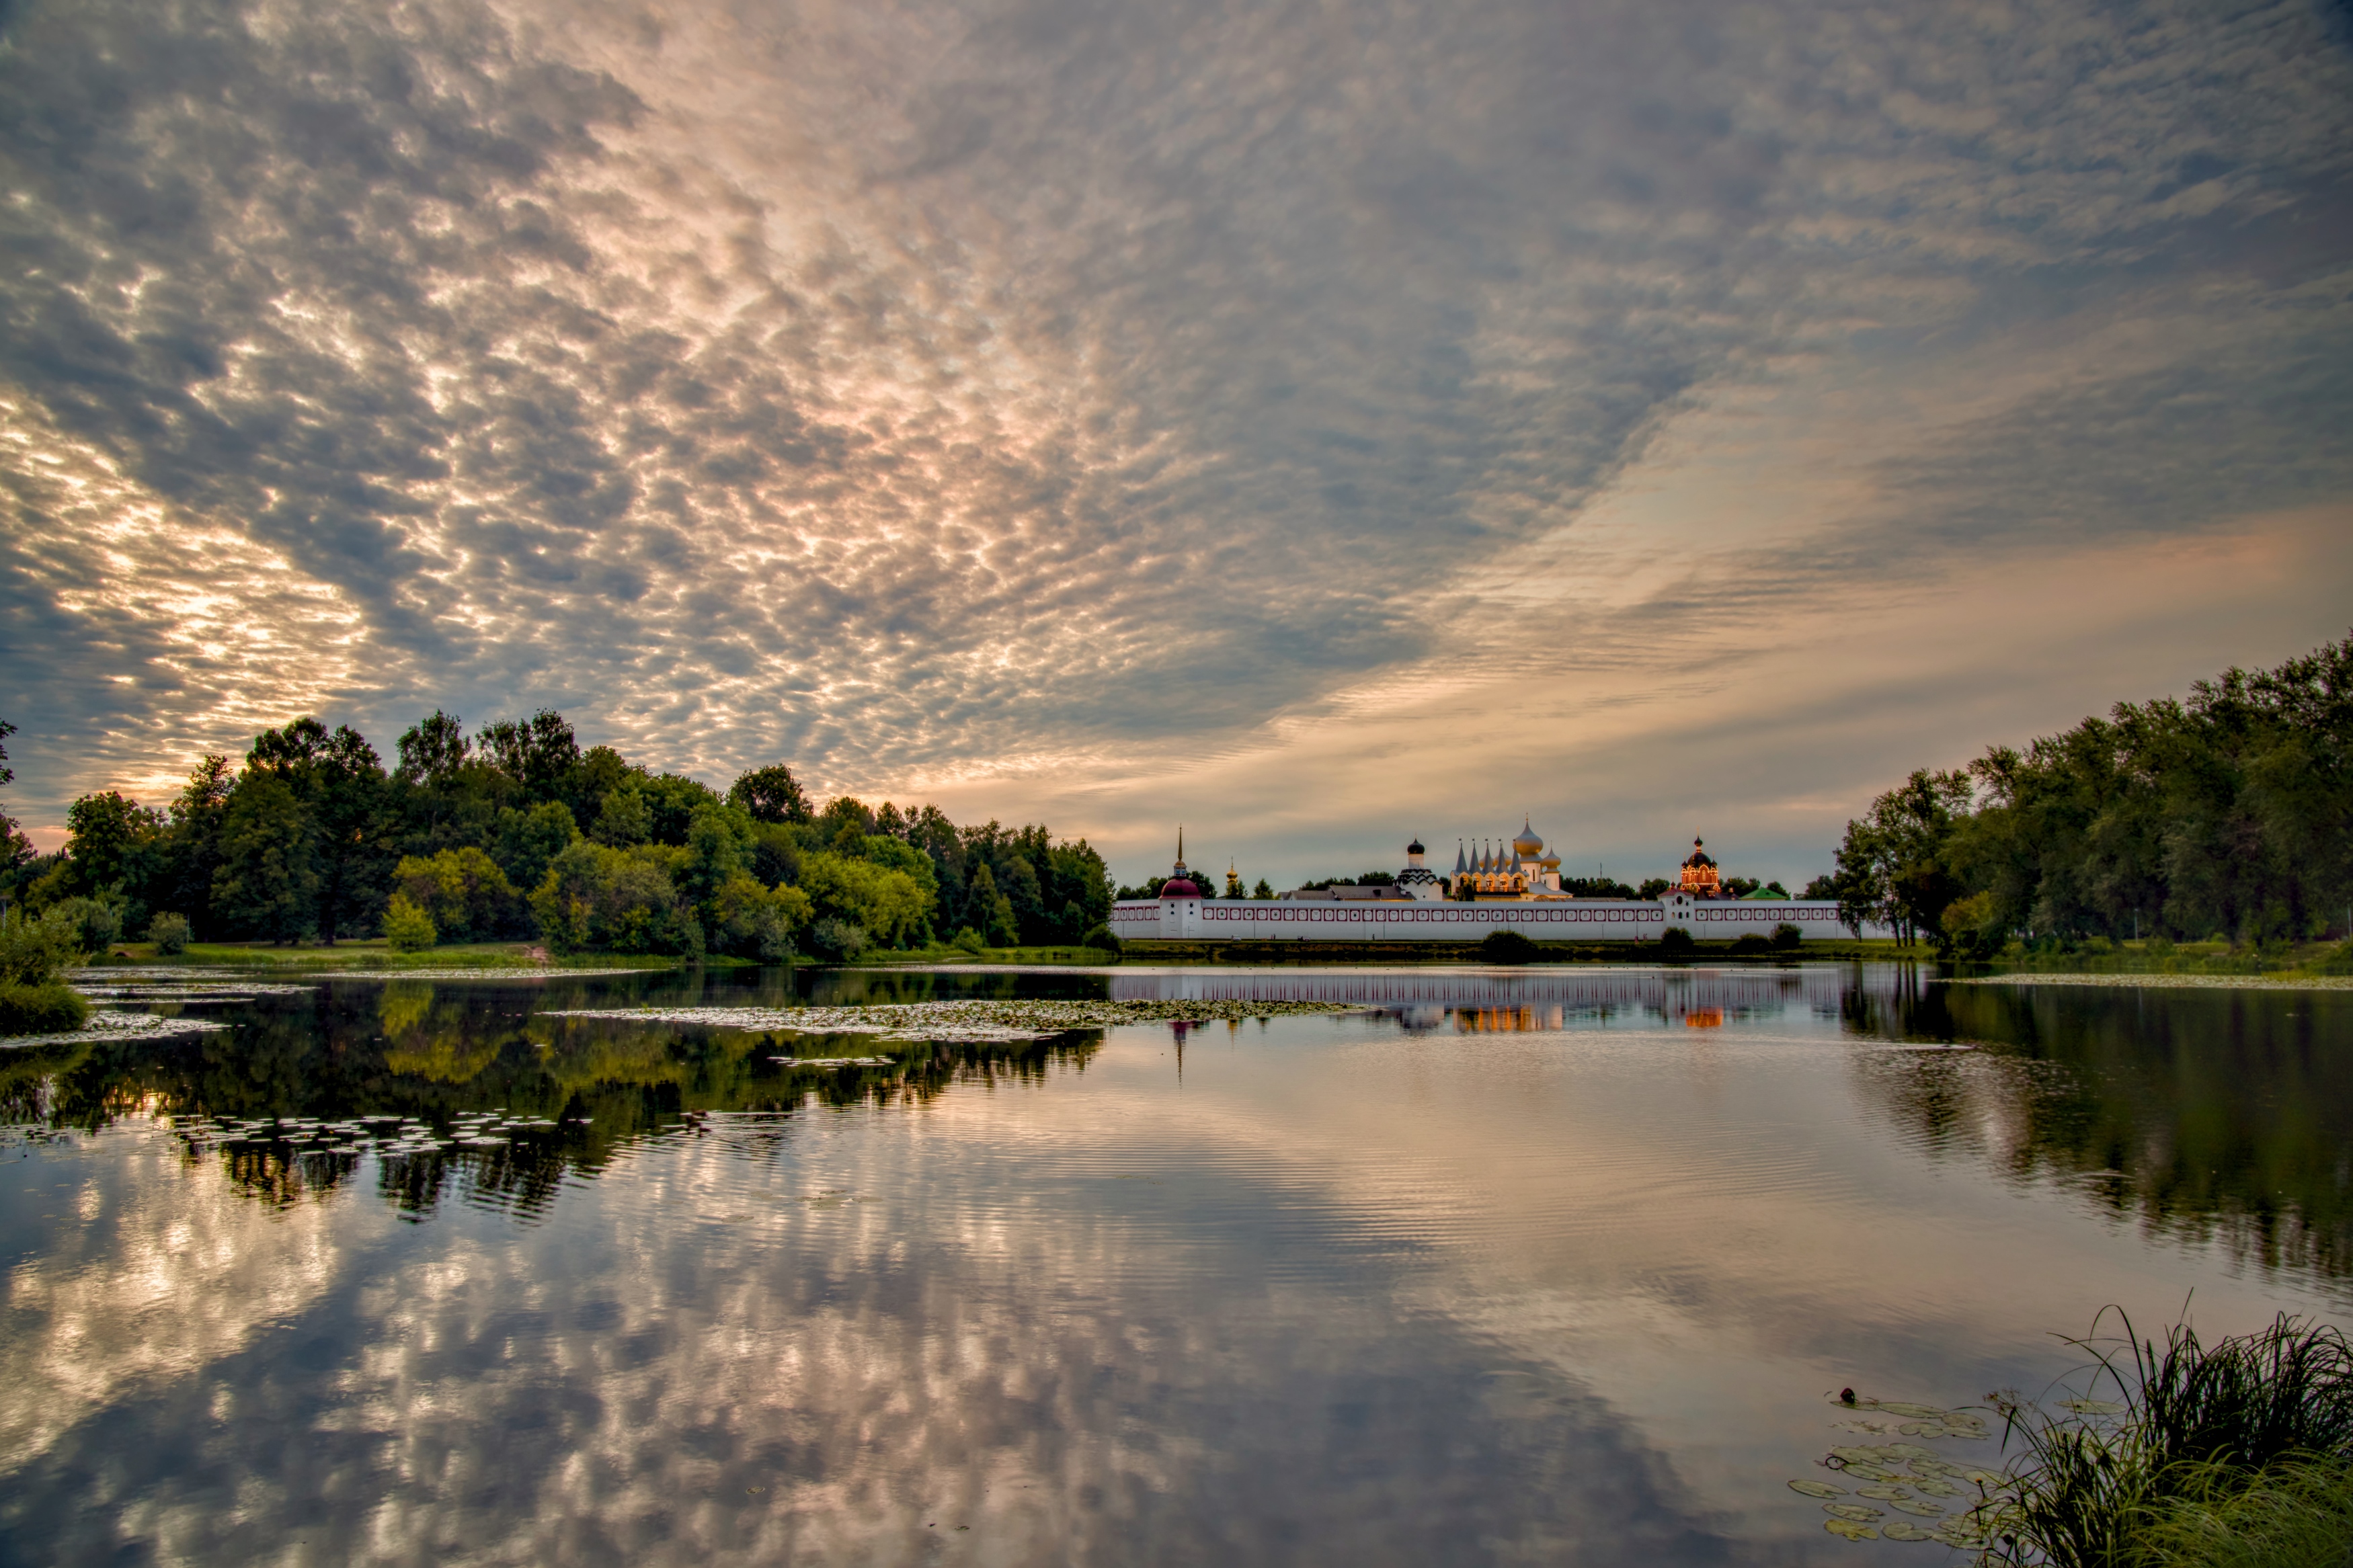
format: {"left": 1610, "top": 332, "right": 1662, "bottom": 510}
{"left": 1740, "top": 886, "right": 1790, "bottom": 899}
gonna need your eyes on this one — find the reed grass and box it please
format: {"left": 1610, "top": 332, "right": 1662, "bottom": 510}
{"left": 1977, "top": 1313, "right": 2353, "bottom": 1567}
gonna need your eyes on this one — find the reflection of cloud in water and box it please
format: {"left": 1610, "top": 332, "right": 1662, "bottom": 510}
{"left": 4, "top": 1112, "right": 1728, "bottom": 1565}
{"left": 0, "top": 1130, "right": 360, "bottom": 1469}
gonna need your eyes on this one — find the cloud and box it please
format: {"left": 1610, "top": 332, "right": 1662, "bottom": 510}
{"left": 1, "top": 0, "right": 2348, "bottom": 870}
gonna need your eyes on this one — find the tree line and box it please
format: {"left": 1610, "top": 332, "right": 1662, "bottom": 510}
{"left": 0, "top": 710, "right": 1113, "bottom": 960}
{"left": 1831, "top": 631, "right": 2353, "bottom": 953}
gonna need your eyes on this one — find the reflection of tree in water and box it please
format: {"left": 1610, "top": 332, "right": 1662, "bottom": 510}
{"left": 7, "top": 976, "right": 1100, "bottom": 1221}
{"left": 1850, "top": 980, "right": 2353, "bottom": 1284}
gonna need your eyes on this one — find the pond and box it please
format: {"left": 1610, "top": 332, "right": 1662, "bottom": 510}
{"left": 3, "top": 962, "right": 2349, "bottom": 1565}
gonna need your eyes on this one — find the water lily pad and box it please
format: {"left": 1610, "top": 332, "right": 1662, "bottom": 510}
{"left": 1829, "top": 1446, "right": 1890, "bottom": 1464}
{"left": 1824, "top": 1519, "right": 1878, "bottom": 1542}
{"left": 1897, "top": 1422, "right": 1952, "bottom": 1438}
{"left": 1876, "top": 1402, "right": 1947, "bottom": 1419}
{"left": 1881, "top": 1521, "right": 1939, "bottom": 1542}
{"left": 1912, "top": 1479, "right": 1964, "bottom": 1498}
{"left": 1887, "top": 1499, "right": 1945, "bottom": 1518}
{"left": 1824, "top": 1503, "right": 1884, "bottom": 1522}
{"left": 2058, "top": 1399, "right": 2126, "bottom": 1415}
{"left": 1958, "top": 1467, "right": 2004, "bottom": 1486}
{"left": 1931, "top": 1527, "right": 1989, "bottom": 1549}
{"left": 1789, "top": 1479, "right": 1847, "bottom": 1499}
{"left": 1905, "top": 1457, "right": 1962, "bottom": 1478}
{"left": 1854, "top": 1485, "right": 1913, "bottom": 1502}
{"left": 1840, "top": 1463, "right": 1901, "bottom": 1482}
{"left": 1829, "top": 1419, "right": 1890, "bottom": 1434}
{"left": 1884, "top": 1443, "right": 1939, "bottom": 1460}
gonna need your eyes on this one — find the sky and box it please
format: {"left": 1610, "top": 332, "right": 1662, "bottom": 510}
{"left": 1, "top": 0, "right": 2350, "bottom": 892}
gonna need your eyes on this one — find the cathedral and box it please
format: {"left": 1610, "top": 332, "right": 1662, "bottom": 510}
{"left": 1449, "top": 819, "right": 1567, "bottom": 901}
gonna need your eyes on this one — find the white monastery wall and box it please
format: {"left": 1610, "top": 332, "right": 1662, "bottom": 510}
{"left": 1107, "top": 891, "right": 1892, "bottom": 942}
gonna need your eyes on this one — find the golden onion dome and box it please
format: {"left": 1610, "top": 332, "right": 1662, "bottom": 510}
{"left": 1511, "top": 817, "right": 1545, "bottom": 856}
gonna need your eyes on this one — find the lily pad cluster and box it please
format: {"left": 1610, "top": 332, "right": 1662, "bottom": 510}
{"left": 1, "top": 1010, "right": 229, "bottom": 1050}
{"left": 547, "top": 997, "right": 1365, "bottom": 1042}
{"left": 170, "top": 1108, "right": 587, "bottom": 1159}
{"left": 1792, "top": 1398, "right": 1999, "bottom": 1548}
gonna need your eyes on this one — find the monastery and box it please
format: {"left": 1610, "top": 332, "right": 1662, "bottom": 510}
{"left": 1109, "top": 824, "right": 1892, "bottom": 943}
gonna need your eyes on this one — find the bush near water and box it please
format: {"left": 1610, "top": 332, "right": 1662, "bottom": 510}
{"left": 0, "top": 906, "right": 89, "bottom": 1036}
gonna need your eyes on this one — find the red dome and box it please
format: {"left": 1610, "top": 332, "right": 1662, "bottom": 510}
{"left": 1160, "top": 876, "right": 1201, "bottom": 898}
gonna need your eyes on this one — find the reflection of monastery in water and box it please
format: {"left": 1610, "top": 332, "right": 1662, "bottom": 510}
{"left": 1109, "top": 826, "right": 1895, "bottom": 943}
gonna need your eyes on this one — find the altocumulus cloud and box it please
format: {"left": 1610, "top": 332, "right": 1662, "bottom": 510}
{"left": 1, "top": 0, "right": 2349, "bottom": 844}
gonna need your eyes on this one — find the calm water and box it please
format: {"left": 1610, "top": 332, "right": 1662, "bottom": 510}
{"left": 3, "top": 962, "right": 2350, "bottom": 1565}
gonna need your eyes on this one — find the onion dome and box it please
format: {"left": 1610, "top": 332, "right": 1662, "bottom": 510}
{"left": 1407, "top": 837, "right": 1425, "bottom": 856}
{"left": 1683, "top": 837, "right": 1716, "bottom": 870}
{"left": 1160, "top": 874, "right": 1201, "bottom": 898}
{"left": 1538, "top": 847, "right": 1561, "bottom": 870}
{"left": 1512, "top": 817, "right": 1545, "bottom": 857}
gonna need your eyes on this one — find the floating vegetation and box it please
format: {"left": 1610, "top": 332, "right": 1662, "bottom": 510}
{"left": 772, "top": 1055, "right": 895, "bottom": 1068}
{"left": 1790, "top": 1480, "right": 1847, "bottom": 1499}
{"left": 547, "top": 997, "right": 1366, "bottom": 1042}
{"left": 1825, "top": 1503, "right": 1884, "bottom": 1522}
{"left": 326, "top": 967, "right": 661, "bottom": 980}
{"left": 1824, "top": 1518, "right": 1878, "bottom": 1541}
{"left": 1801, "top": 1397, "right": 2002, "bottom": 1549}
{"left": 1, "top": 1010, "right": 229, "bottom": 1049}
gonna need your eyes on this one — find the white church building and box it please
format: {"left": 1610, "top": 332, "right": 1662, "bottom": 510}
{"left": 1107, "top": 825, "right": 1892, "bottom": 944}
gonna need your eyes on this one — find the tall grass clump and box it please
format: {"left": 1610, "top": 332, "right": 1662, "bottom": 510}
{"left": 0, "top": 907, "right": 89, "bottom": 1036}
{"left": 1979, "top": 1312, "right": 2353, "bottom": 1567}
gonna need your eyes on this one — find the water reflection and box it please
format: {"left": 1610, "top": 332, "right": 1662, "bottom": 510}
{"left": 1847, "top": 979, "right": 2353, "bottom": 1284}
{"left": 1, "top": 962, "right": 2349, "bottom": 1565}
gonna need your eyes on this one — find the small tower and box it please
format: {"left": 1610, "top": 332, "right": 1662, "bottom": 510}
{"left": 1679, "top": 837, "right": 1721, "bottom": 897}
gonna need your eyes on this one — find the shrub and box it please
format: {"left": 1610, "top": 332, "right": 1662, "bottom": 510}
{"left": 2316, "top": 940, "right": 2353, "bottom": 977}
{"left": 799, "top": 852, "right": 930, "bottom": 948}
{"left": 46, "top": 895, "right": 124, "bottom": 953}
{"left": 1478, "top": 930, "right": 1538, "bottom": 964}
{"left": 705, "top": 871, "right": 811, "bottom": 961}
{"left": 148, "top": 912, "right": 190, "bottom": 956}
{"left": 951, "top": 927, "right": 986, "bottom": 956}
{"left": 1771, "top": 922, "right": 1803, "bottom": 951}
{"left": 0, "top": 908, "right": 85, "bottom": 985}
{"left": 1078, "top": 923, "right": 1124, "bottom": 956}
{"left": 391, "top": 848, "right": 523, "bottom": 944}
{"left": 530, "top": 841, "right": 703, "bottom": 956}
{"left": 805, "top": 917, "right": 867, "bottom": 962}
{"left": 0, "top": 981, "right": 88, "bottom": 1036}
{"left": 384, "top": 894, "right": 438, "bottom": 952}
{"left": 1729, "top": 933, "right": 1772, "bottom": 955}
{"left": 1657, "top": 927, "right": 1696, "bottom": 957}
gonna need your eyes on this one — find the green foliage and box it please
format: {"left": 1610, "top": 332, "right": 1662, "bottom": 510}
{"left": 1637, "top": 877, "right": 1672, "bottom": 900}
{"left": 0, "top": 907, "right": 85, "bottom": 985}
{"left": 1078, "top": 923, "right": 1124, "bottom": 955}
{"left": 1851, "top": 632, "right": 2353, "bottom": 950}
{"left": 1771, "top": 921, "right": 1803, "bottom": 951}
{"left": 148, "top": 911, "right": 190, "bottom": 955}
{"left": 45, "top": 895, "right": 124, "bottom": 952}
{"left": 1800, "top": 873, "right": 1838, "bottom": 899}
{"left": 635, "top": 773, "right": 722, "bottom": 847}
{"left": 493, "top": 800, "right": 579, "bottom": 891}
{"left": 212, "top": 770, "right": 318, "bottom": 942}
{"left": 529, "top": 841, "right": 702, "bottom": 956}
{"left": 805, "top": 917, "right": 867, "bottom": 962}
{"left": 1657, "top": 926, "right": 1696, "bottom": 956}
{"left": 964, "top": 861, "right": 1018, "bottom": 946}
{"left": 1478, "top": 930, "right": 1539, "bottom": 964}
{"left": 728, "top": 764, "right": 811, "bottom": 825}
{"left": 392, "top": 848, "right": 521, "bottom": 943}
{"left": 473, "top": 710, "right": 580, "bottom": 798}
{"left": 799, "top": 852, "right": 929, "bottom": 948}
{"left": 1976, "top": 1315, "right": 2353, "bottom": 1568}
{"left": 2313, "top": 940, "right": 2353, "bottom": 977}
{"left": 383, "top": 893, "right": 438, "bottom": 952}
{"left": 705, "top": 871, "right": 811, "bottom": 960}
{"left": 951, "top": 927, "right": 986, "bottom": 955}
{"left": 1253, "top": 878, "right": 1275, "bottom": 900}
{"left": 2133, "top": 1456, "right": 2353, "bottom": 1568}
{"left": 0, "top": 981, "right": 87, "bottom": 1036}
{"left": 241, "top": 716, "right": 389, "bottom": 942}
{"left": 1834, "top": 766, "right": 1974, "bottom": 945}
{"left": 64, "top": 789, "right": 165, "bottom": 903}
{"left": 591, "top": 780, "right": 652, "bottom": 848}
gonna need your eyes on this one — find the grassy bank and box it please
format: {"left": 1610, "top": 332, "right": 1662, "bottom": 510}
{"left": 85, "top": 940, "right": 677, "bottom": 971}
{"left": 849, "top": 943, "right": 1121, "bottom": 966}
{"left": 1969, "top": 1314, "right": 2353, "bottom": 1567}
